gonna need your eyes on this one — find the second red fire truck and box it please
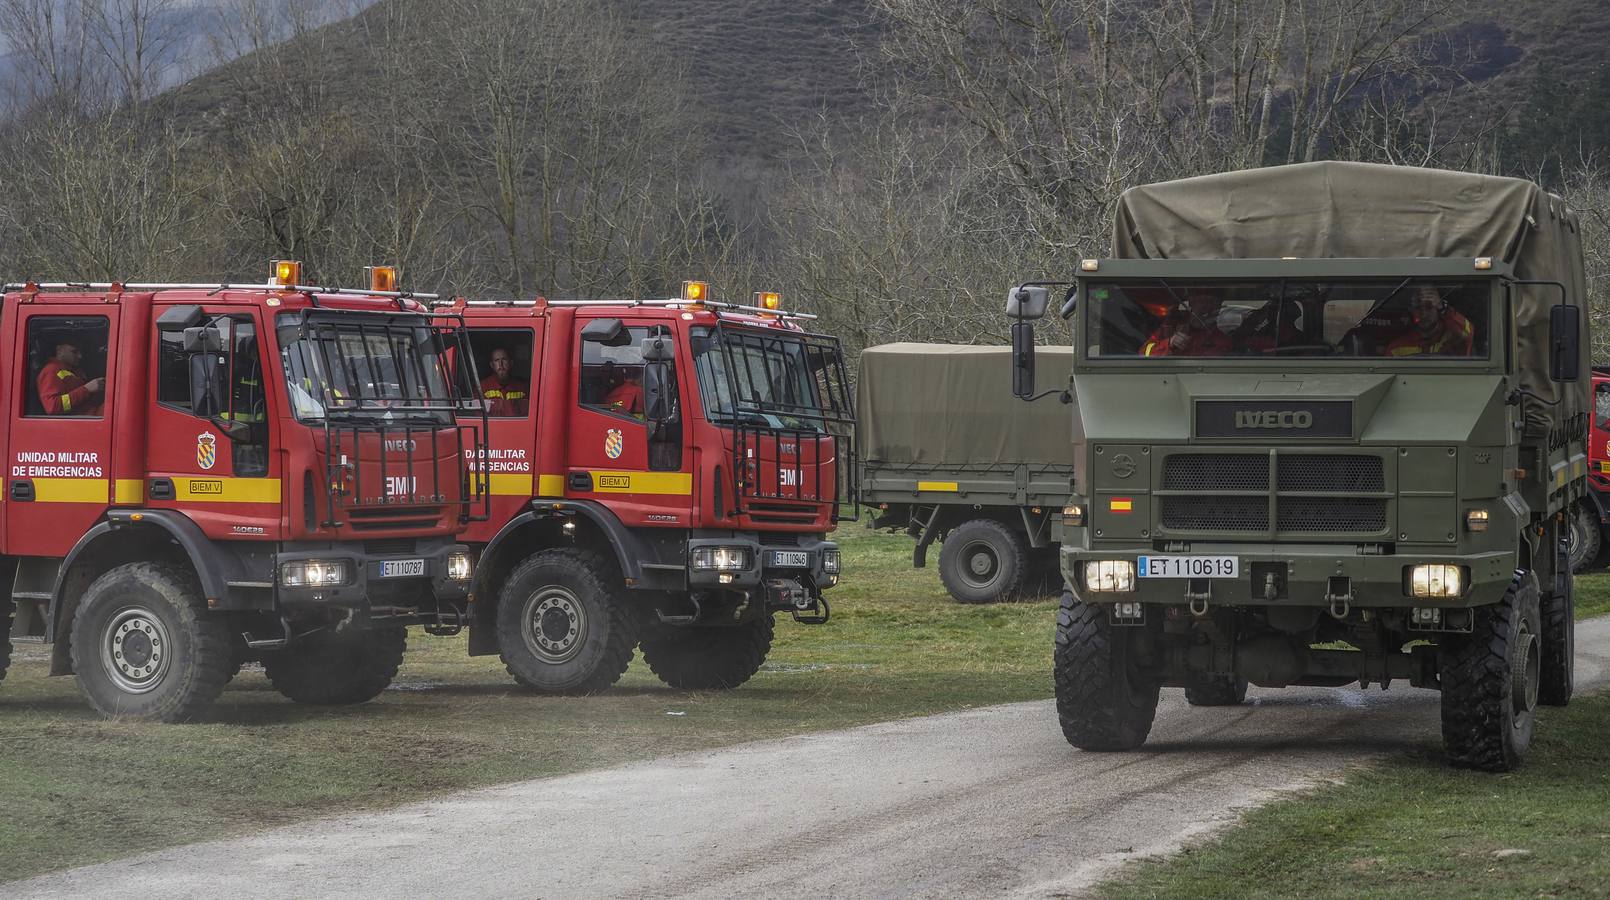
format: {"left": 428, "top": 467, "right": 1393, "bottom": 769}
{"left": 446, "top": 282, "right": 855, "bottom": 693}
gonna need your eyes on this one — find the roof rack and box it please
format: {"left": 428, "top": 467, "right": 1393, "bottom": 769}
{"left": 4, "top": 282, "right": 440, "bottom": 300}
{"left": 439, "top": 296, "right": 817, "bottom": 320}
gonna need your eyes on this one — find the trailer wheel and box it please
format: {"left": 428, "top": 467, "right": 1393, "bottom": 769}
{"left": 1539, "top": 555, "right": 1575, "bottom": 707}
{"left": 1566, "top": 501, "right": 1600, "bottom": 573}
{"left": 261, "top": 627, "right": 406, "bottom": 705}
{"left": 1054, "top": 591, "right": 1159, "bottom": 751}
{"left": 640, "top": 614, "right": 774, "bottom": 690}
{"left": 1184, "top": 672, "right": 1248, "bottom": 706}
{"left": 69, "top": 563, "right": 231, "bottom": 722}
{"left": 938, "top": 519, "right": 1028, "bottom": 604}
{"left": 497, "top": 548, "right": 636, "bottom": 694}
{"left": 0, "top": 598, "right": 13, "bottom": 686}
{"left": 1439, "top": 573, "right": 1540, "bottom": 771}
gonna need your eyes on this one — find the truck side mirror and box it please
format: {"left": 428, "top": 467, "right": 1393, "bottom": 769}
{"left": 1006, "top": 286, "right": 1050, "bottom": 321}
{"left": 189, "top": 352, "right": 230, "bottom": 417}
{"left": 1012, "top": 320, "right": 1036, "bottom": 399}
{"left": 1550, "top": 304, "right": 1581, "bottom": 383}
{"left": 643, "top": 361, "right": 675, "bottom": 426}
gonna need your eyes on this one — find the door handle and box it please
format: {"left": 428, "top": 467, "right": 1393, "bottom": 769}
{"left": 149, "top": 478, "right": 175, "bottom": 501}
{"left": 568, "top": 472, "right": 593, "bottom": 492}
{"left": 10, "top": 480, "right": 33, "bottom": 502}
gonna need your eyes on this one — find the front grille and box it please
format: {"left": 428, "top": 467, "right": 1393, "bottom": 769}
{"left": 1277, "top": 455, "right": 1384, "bottom": 492}
{"left": 1162, "top": 455, "right": 1269, "bottom": 491}
{"left": 1160, "top": 496, "right": 1268, "bottom": 531}
{"left": 1277, "top": 498, "right": 1388, "bottom": 532}
{"left": 365, "top": 539, "right": 417, "bottom": 555}
{"left": 1156, "top": 451, "right": 1389, "bottom": 536}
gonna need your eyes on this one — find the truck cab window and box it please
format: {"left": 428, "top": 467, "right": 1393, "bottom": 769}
{"left": 27, "top": 316, "right": 109, "bottom": 417}
{"left": 157, "top": 316, "right": 268, "bottom": 476}
{"left": 468, "top": 329, "right": 533, "bottom": 417}
{"left": 1596, "top": 382, "right": 1610, "bottom": 432}
{"left": 579, "top": 326, "right": 651, "bottom": 420}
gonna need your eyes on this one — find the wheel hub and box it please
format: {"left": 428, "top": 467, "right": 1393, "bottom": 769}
{"left": 964, "top": 543, "right": 998, "bottom": 581}
{"left": 1512, "top": 626, "right": 1540, "bottom": 720}
{"left": 103, "top": 608, "right": 172, "bottom": 694}
{"left": 523, "top": 589, "right": 586, "bottom": 664}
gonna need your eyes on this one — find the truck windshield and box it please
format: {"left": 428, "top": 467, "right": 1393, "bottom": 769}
{"left": 279, "top": 315, "right": 456, "bottom": 423}
{"left": 690, "top": 326, "right": 842, "bottom": 432}
{"left": 1086, "top": 279, "right": 1489, "bottom": 360}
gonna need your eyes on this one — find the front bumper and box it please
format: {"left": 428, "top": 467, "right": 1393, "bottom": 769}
{"left": 276, "top": 538, "right": 472, "bottom": 608}
{"left": 684, "top": 534, "right": 840, "bottom": 591}
{"left": 1063, "top": 544, "right": 1516, "bottom": 609}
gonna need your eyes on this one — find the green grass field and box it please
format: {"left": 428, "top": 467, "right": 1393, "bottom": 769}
{"left": 0, "top": 527, "right": 1057, "bottom": 883}
{"left": 1100, "top": 572, "right": 1610, "bottom": 899}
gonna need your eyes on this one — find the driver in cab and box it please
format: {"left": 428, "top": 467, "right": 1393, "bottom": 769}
{"left": 38, "top": 339, "right": 105, "bottom": 415}
{"left": 1384, "top": 286, "right": 1474, "bottom": 357}
{"left": 1141, "top": 292, "right": 1232, "bottom": 357}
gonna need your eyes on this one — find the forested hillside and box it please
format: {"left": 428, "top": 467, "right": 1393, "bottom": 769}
{"left": 2, "top": 0, "right": 1608, "bottom": 355}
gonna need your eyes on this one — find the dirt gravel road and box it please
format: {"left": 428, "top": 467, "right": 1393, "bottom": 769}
{"left": 14, "top": 616, "right": 1610, "bottom": 899}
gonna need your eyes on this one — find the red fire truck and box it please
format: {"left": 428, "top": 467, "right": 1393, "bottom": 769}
{"left": 1569, "top": 365, "right": 1610, "bottom": 571}
{"left": 445, "top": 282, "right": 854, "bottom": 693}
{"left": 0, "top": 263, "right": 486, "bottom": 721}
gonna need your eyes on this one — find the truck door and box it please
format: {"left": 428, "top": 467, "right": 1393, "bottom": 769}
{"left": 569, "top": 318, "right": 693, "bottom": 526}
{"left": 4, "top": 306, "right": 120, "bottom": 557}
{"left": 144, "top": 307, "right": 281, "bottom": 538}
{"left": 463, "top": 324, "right": 543, "bottom": 530}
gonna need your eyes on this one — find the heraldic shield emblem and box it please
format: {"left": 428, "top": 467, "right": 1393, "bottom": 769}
{"left": 196, "top": 431, "right": 218, "bottom": 470}
{"left": 604, "top": 428, "right": 624, "bottom": 460}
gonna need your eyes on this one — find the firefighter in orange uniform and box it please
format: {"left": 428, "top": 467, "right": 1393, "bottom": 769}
{"left": 603, "top": 368, "right": 644, "bottom": 417}
{"left": 1141, "top": 293, "right": 1233, "bottom": 357}
{"left": 480, "top": 347, "right": 529, "bottom": 416}
{"left": 1384, "top": 286, "right": 1474, "bottom": 357}
{"left": 37, "top": 340, "right": 105, "bottom": 415}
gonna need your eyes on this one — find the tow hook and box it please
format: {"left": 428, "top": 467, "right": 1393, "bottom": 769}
{"left": 765, "top": 578, "right": 829, "bottom": 625}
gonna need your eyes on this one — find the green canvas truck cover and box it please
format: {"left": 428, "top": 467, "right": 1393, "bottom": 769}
{"left": 858, "top": 343, "right": 1074, "bottom": 466}
{"left": 1111, "top": 160, "right": 1589, "bottom": 431}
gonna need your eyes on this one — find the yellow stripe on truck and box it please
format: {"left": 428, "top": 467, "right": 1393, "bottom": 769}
{"left": 113, "top": 479, "right": 144, "bottom": 504}
{"left": 33, "top": 477, "right": 108, "bottom": 503}
{"left": 489, "top": 473, "right": 534, "bottom": 496}
{"left": 173, "top": 477, "right": 281, "bottom": 504}
{"left": 538, "top": 474, "right": 566, "bottom": 497}
{"left": 588, "top": 471, "right": 693, "bottom": 495}
{"left": 917, "top": 481, "right": 959, "bottom": 492}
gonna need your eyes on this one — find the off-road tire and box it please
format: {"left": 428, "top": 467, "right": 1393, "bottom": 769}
{"left": 1054, "top": 591, "right": 1159, "bottom": 751}
{"left": 497, "top": 548, "right": 635, "bottom": 694}
{"left": 640, "top": 614, "right": 775, "bottom": 690}
{"left": 261, "top": 627, "right": 406, "bottom": 705}
{"left": 1539, "top": 559, "right": 1575, "bottom": 708}
{"left": 1566, "top": 501, "right": 1601, "bottom": 573}
{"left": 939, "top": 519, "right": 1029, "bottom": 604}
{"left": 1184, "top": 672, "right": 1249, "bottom": 707}
{"left": 69, "top": 563, "right": 231, "bottom": 722}
{"left": 0, "top": 598, "right": 13, "bottom": 685}
{"left": 1439, "top": 573, "right": 1541, "bottom": 771}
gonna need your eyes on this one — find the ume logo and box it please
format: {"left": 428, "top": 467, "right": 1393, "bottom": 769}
{"left": 781, "top": 469, "right": 800, "bottom": 487}
{"left": 386, "top": 475, "right": 416, "bottom": 497}
{"left": 1234, "top": 410, "right": 1313, "bottom": 429}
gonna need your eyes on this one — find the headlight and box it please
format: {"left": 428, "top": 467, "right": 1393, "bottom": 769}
{"left": 281, "top": 559, "right": 350, "bottom": 587}
{"left": 822, "top": 549, "right": 841, "bottom": 575}
{"left": 1465, "top": 509, "right": 1489, "bottom": 532}
{"left": 1083, "top": 560, "right": 1135, "bottom": 593}
{"left": 1407, "top": 564, "right": 1463, "bottom": 598}
{"left": 1062, "top": 504, "right": 1085, "bottom": 527}
{"left": 447, "top": 552, "right": 473, "bottom": 581}
{"left": 692, "top": 546, "right": 750, "bottom": 571}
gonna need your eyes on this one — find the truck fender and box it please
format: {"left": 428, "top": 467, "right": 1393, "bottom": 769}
{"left": 1583, "top": 484, "right": 1609, "bottom": 525}
{"left": 48, "top": 509, "right": 247, "bottom": 675}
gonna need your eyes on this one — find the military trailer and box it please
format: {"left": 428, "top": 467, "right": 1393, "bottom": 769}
{"left": 860, "top": 344, "right": 1073, "bottom": 602}
{"left": 1007, "top": 162, "right": 1588, "bottom": 771}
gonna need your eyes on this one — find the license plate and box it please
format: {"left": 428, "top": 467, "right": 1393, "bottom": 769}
{"left": 1137, "top": 555, "right": 1238, "bottom": 578}
{"left": 379, "top": 558, "right": 426, "bottom": 578}
{"left": 769, "top": 551, "right": 809, "bottom": 568}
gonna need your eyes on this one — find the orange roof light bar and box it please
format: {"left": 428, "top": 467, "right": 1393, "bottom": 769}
{"left": 754, "top": 291, "right": 782, "bottom": 311}
{"left": 272, "top": 260, "right": 303, "bottom": 287}
{"left": 681, "top": 280, "right": 709, "bottom": 304}
{"left": 366, "top": 265, "right": 398, "bottom": 292}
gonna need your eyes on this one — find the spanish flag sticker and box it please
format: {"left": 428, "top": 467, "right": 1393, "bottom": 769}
{"left": 1109, "top": 498, "right": 1133, "bottom": 514}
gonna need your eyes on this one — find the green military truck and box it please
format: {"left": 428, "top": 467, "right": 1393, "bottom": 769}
{"left": 1007, "top": 161, "right": 1589, "bottom": 771}
{"left": 860, "top": 344, "right": 1073, "bottom": 602}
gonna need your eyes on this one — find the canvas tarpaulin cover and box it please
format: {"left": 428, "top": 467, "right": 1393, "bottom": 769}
{"left": 857, "top": 343, "right": 1074, "bottom": 466}
{"left": 1111, "top": 160, "right": 1589, "bottom": 432}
